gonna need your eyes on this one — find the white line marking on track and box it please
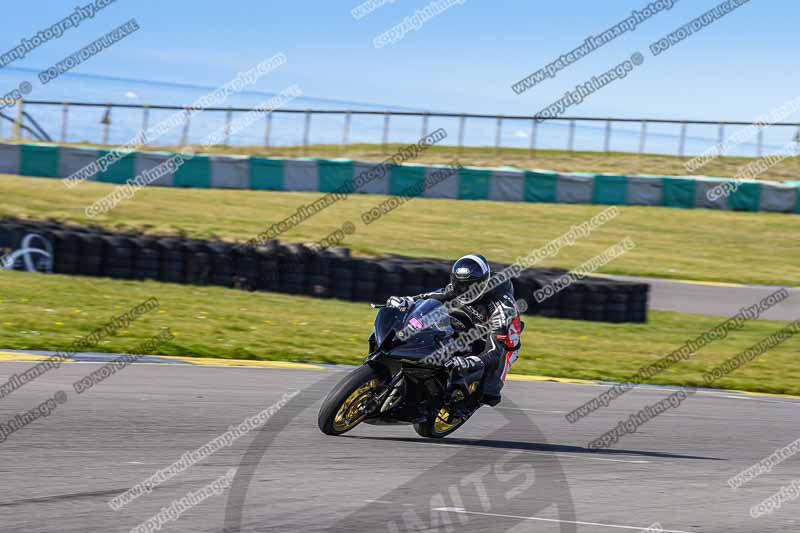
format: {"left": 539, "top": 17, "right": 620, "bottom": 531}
{"left": 431, "top": 508, "right": 696, "bottom": 532}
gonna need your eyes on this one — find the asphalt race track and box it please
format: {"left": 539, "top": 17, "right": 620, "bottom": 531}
{"left": 0, "top": 360, "right": 798, "bottom": 533}
{"left": 605, "top": 276, "right": 799, "bottom": 321}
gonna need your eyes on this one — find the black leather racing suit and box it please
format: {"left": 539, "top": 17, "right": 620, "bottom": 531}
{"left": 410, "top": 279, "right": 522, "bottom": 404}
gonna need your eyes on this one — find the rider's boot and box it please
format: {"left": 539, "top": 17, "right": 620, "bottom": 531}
{"left": 481, "top": 394, "right": 502, "bottom": 406}
{"left": 451, "top": 395, "right": 481, "bottom": 418}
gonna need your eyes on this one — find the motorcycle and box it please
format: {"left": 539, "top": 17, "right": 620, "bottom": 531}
{"left": 318, "top": 299, "right": 486, "bottom": 438}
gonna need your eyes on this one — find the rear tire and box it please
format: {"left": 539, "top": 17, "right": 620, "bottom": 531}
{"left": 413, "top": 406, "right": 470, "bottom": 439}
{"left": 318, "top": 365, "right": 381, "bottom": 436}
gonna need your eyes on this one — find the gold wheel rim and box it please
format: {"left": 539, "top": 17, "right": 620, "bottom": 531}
{"left": 333, "top": 378, "right": 379, "bottom": 431}
{"left": 433, "top": 407, "right": 461, "bottom": 433}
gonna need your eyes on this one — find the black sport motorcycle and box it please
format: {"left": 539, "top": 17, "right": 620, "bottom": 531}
{"left": 318, "top": 299, "right": 486, "bottom": 438}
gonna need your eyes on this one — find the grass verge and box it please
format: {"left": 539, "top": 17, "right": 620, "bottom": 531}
{"left": 1, "top": 174, "right": 798, "bottom": 286}
{"left": 1, "top": 271, "right": 798, "bottom": 395}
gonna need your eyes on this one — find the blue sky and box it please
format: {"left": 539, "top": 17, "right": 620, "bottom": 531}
{"left": 3, "top": 0, "right": 798, "bottom": 122}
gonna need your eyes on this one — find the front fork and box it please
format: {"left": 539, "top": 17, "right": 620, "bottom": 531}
{"left": 364, "top": 363, "right": 404, "bottom": 415}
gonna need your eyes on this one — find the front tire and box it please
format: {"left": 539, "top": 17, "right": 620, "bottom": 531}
{"left": 318, "top": 365, "right": 381, "bottom": 436}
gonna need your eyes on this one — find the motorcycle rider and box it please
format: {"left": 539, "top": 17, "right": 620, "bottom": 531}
{"left": 386, "top": 254, "right": 522, "bottom": 407}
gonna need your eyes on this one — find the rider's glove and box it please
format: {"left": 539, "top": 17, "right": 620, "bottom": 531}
{"left": 386, "top": 296, "right": 414, "bottom": 310}
{"left": 444, "top": 355, "right": 484, "bottom": 373}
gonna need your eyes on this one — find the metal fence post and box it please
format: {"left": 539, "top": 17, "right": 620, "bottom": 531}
{"left": 495, "top": 115, "right": 503, "bottom": 156}
{"left": 13, "top": 100, "right": 23, "bottom": 140}
{"left": 717, "top": 122, "right": 725, "bottom": 152}
{"left": 567, "top": 120, "right": 575, "bottom": 152}
{"left": 420, "top": 112, "right": 429, "bottom": 138}
{"left": 604, "top": 120, "right": 612, "bottom": 153}
{"left": 264, "top": 112, "right": 272, "bottom": 148}
{"left": 678, "top": 121, "right": 687, "bottom": 156}
{"left": 224, "top": 107, "right": 233, "bottom": 146}
{"left": 141, "top": 105, "right": 150, "bottom": 146}
{"left": 101, "top": 104, "right": 111, "bottom": 145}
{"left": 457, "top": 114, "right": 465, "bottom": 155}
{"left": 341, "top": 110, "right": 351, "bottom": 152}
{"left": 639, "top": 120, "right": 647, "bottom": 154}
{"left": 61, "top": 103, "right": 69, "bottom": 142}
{"left": 382, "top": 111, "right": 390, "bottom": 153}
{"left": 181, "top": 108, "right": 191, "bottom": 146}
{"left": 757, "top": 128, "right": 764, "bottom": 157}
{"left": 529, "top": 117, "right": 538, "bottom": 157}
{"left": 302, "top": 109, "right": 311, "bottom": 154}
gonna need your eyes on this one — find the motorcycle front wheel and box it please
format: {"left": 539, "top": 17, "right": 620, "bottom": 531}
{"left": 318, "top": 365, "right": 381, "bottom": 436}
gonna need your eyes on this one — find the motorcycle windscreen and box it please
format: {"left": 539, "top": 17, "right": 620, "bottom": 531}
{"left": 387, "top": 299, "right": 454, "bottom": 361}
{"left": 405, "top": 299, "right": 454, "bottom": 336}
{"left": 374, "top": 306, "right": 403, "bottom": 347}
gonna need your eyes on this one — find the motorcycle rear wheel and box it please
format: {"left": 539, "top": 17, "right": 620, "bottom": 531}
{"left": 318, "top": 365, "right": 381, "bottom": 436}
{"left": 414, "top": 406, "right": 469, "bottom": 438}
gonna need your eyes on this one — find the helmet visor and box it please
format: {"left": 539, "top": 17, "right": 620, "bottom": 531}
{"left": 452, "top": 277, "right": 488, "bottom": 305}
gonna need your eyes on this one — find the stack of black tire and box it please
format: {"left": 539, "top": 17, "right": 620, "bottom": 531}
{"left": 0, "top": 217, "right": 648, "bottom": 323}
{"left": 383, "top": 257, "right": 649, "bottom": 323}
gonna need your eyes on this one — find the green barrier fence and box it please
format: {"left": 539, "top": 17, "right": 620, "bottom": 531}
{"left": 5, "top": 143, "right": 800, "bottom": 214}
{"left": 728, "top": 181, "right": 761, "bottom": 212}
{"left": 458, "top": 167, "right": 491, "bottom": 200}
{"left": 389, "top": 164, "right": 427, "bottom": 197}
{"left": 318, "top": 159, "right": 353, "bottom": 193}
{"left": 523, "top": 171, "right": 558, "bottom": 203}
{"left": 662, "top": 177, "right": 697, "bottom": 209}
{"left": 593, "top": 174, "right": 629, "bottom": 205}
{"left": 20, "top": 144, "right": 59, "bottom": 177}
{"left": 96, "top": 150, "right": 136, "bottom": 184}
{"left": 174, "top": 154, "right": 211, "bottom": 188}
{"left": 250, "top": 157, "right": 284, "bottom": 190}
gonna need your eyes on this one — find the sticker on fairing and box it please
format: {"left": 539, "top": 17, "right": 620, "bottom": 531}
{"left": 409, "top": 317, "right": 424, "bottom": 330}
